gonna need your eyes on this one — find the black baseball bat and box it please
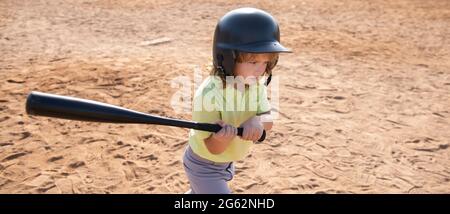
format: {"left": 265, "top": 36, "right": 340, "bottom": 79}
{"left": 25, "top": 91, "right": 266, "bottom": 142}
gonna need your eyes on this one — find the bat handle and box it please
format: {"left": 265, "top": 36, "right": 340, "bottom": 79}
{"left": 197, "top": 123, "right": 266, "bottom": 143}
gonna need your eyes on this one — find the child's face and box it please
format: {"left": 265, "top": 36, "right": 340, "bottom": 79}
{"left": 234, "top": 53, "right": 272, "bottom": 85}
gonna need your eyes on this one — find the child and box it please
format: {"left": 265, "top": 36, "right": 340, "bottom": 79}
{"left": 183, "top": 7, "right": 291, "bottom": 194}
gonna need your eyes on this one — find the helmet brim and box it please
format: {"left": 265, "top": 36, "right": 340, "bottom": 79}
{"left": 218, "top": 41, "right": 292, "bottom": 53}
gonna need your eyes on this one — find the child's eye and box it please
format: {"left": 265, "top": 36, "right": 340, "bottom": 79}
{"left": 247, "top": 61, "right": 268, "bottom": 65}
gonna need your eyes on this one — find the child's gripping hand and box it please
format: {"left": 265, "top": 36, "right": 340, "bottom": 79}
{"left": 239, "top": 116, "right": 264, "bottom": 142}
{"left": 211, "top": 120, "right": 238, "bottom": 144}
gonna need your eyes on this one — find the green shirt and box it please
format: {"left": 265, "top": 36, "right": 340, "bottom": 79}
{"left": 188, "top": 76, "right": 271, "bottom": 162}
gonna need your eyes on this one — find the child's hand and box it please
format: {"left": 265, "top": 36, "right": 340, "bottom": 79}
{"left": 211, "top": 120, "right": 238, "bottom": 144}
{"left": 239, "top": 116, "right": 264, "bottom": 142}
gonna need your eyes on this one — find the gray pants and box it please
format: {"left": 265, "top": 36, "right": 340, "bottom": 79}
{"left": 183, "top": 146, "right": 235, "bottom": 194}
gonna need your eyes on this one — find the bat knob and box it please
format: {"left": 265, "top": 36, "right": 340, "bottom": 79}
{"left": 236, "top": 128, "right": 266, "bottom": 143}
{"left": 255, "top": 130, "right": 266, "bottom": 143}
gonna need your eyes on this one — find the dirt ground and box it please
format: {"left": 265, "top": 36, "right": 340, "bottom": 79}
{"left": 0, "top": 0, "right": 449, "bottom": 193}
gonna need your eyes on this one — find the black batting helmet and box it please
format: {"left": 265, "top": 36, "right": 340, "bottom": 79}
{"left": 212, "top": 7, "right": 291, "bottom": 85}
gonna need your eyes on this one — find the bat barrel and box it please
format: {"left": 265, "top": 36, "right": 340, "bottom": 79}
{"left": 25, "top": 91, "right": 214, "bottom": 128}
{"left": 26, "top": 91, "right": 266, "bottom": 142}
{"left": 27, "top": 91, "right": 148, "bottom": 123}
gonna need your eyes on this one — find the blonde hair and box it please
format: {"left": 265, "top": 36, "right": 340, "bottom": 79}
{"left": 210, "top": 52, "right": 279, "bottom": 85}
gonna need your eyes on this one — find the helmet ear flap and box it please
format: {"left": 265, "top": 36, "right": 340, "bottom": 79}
{"left": 216, "top": 49, "right": 237, "bottom": 76}
{"left": 216, "top": 53, "right": 224, "bottom": 63}
{"left": 215, "top": 53, "right": 225, "bottom": 73}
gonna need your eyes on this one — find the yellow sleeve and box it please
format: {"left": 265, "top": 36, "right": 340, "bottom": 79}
{"left": 257, "top": 84, "right": 271, "bottom": 115}
{"left": 191, "top": 90, "right": 222, "bottom": 141}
